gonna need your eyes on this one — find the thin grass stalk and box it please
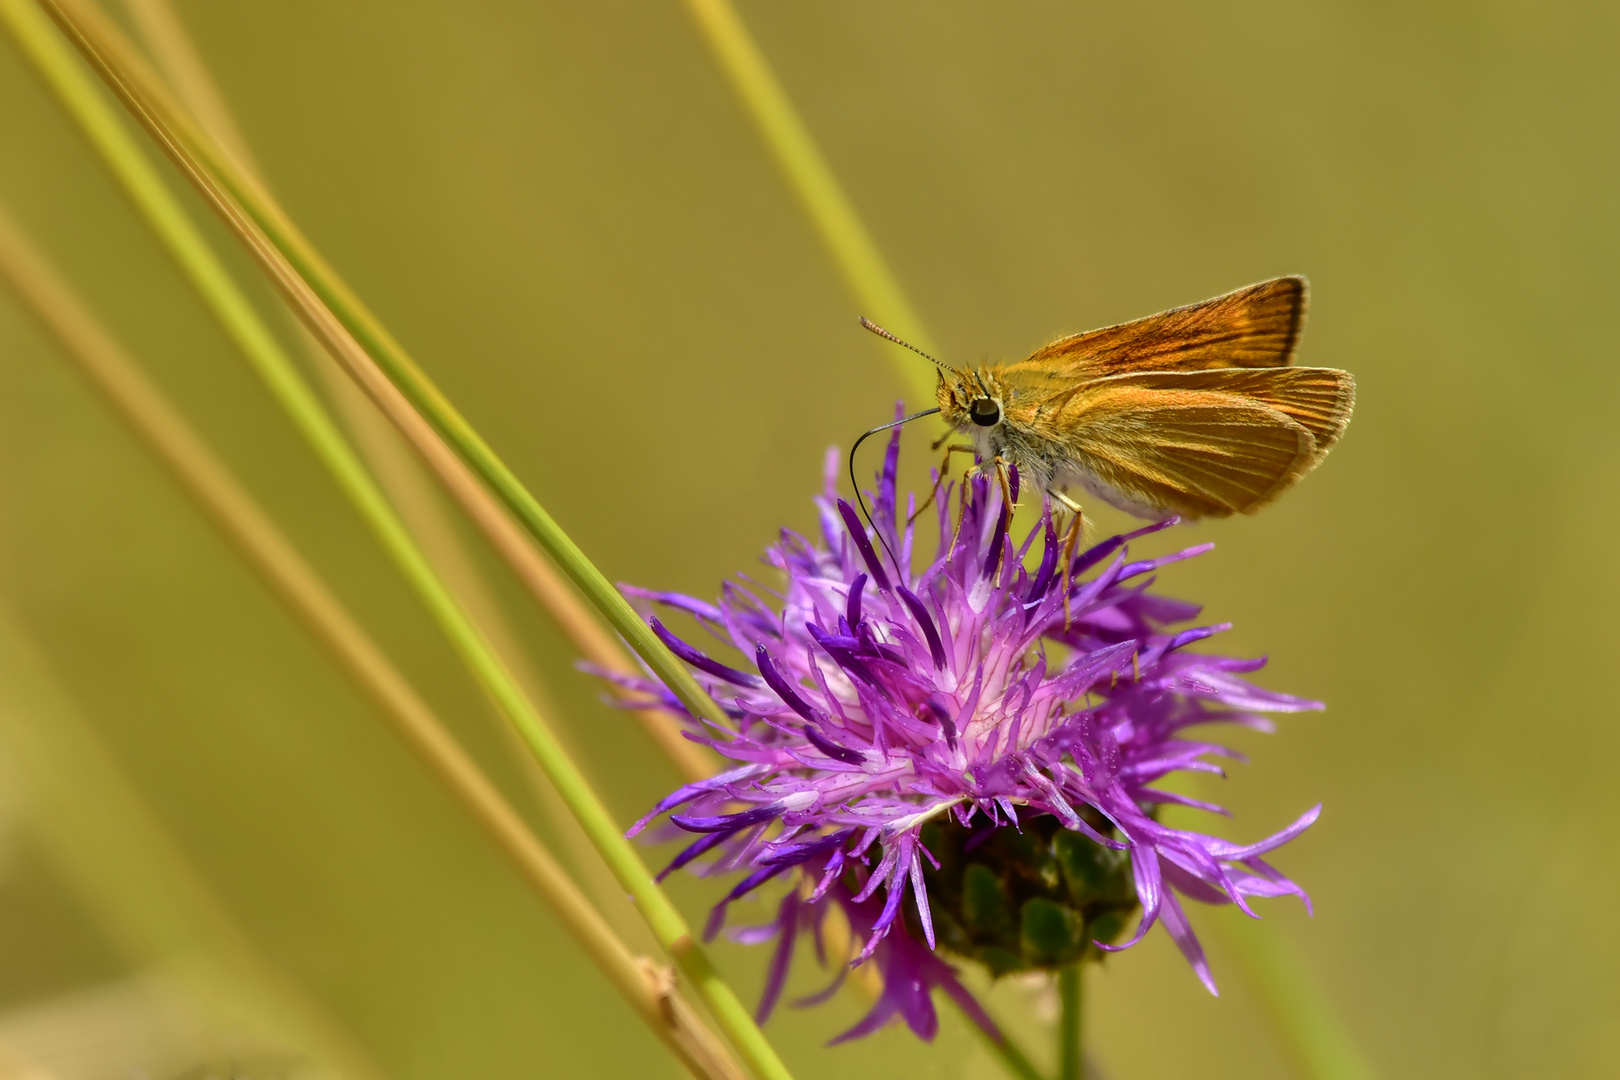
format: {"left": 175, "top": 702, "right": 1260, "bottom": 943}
{"left": 315, "top": 371, "right": 681, "bottom": 947}
{"left": 46, "top": 0, "right": 733, "bottom": 744}
{"left": 1, "top": 6, "right": 793, "bottom": 1077}
{"left": 679, "top": 3, "right": 1377, "bottom": 1076}
{"left": 64, "top": 0, "right": 716, "bottom": 782}
{"left": 117, "top": 0, "right": 684, "bottom": 943}
{"left": 0, "top": 203, "right": 744, "bottom": 1080}
{"left": 676, "top": 0, "right": 936, "bottom": 403}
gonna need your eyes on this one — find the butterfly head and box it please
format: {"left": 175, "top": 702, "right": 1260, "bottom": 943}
{"left": 937, "top": 366, "right": 1006, "bottom": 433}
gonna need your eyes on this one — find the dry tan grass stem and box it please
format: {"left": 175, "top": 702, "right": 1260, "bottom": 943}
{"left": 0, "top": 204, "right": 745, "bottom": 1080}
{"left": 118, "top": 0, "right": 664, "bottom": 949}
{"left": 69, "top": 0, "right": 717, "bottom": 786}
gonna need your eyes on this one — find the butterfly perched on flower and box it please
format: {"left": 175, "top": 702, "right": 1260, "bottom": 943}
{"left": 863, "top": 277, "right": 1354, "bottom": 521}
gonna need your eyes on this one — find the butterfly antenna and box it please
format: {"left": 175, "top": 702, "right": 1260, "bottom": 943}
{"left": 848, "top": 407, "right": 942, "bottom": 576}
{"left": 859, "top": 316, "right": 952, "bottom": 372}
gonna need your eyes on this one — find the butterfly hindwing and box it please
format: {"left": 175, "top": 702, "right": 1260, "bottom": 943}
{"left": 1083, "top": 366, "right": 1356, "bottom": 458}
{"left": 1044, "top": 367, "right": 1351, "bottom": 518}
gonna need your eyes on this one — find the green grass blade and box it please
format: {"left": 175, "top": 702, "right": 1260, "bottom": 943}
{"left": 249, "top": 204, "right": 742, "bottom": 738}
{"left": 119, "top": 0, "right": 715, "bottom": 917}
{"left": 62, "top": 0, "right": 735, "bottom": 742}
{"left": 0, "top": 4, "right": 791, "bottom": 1077}
{"left": 109, "top": 0, "right": 717, "bottom": 784}
{"left": 0, "top": 202, "right": 743, "bottom": 1080}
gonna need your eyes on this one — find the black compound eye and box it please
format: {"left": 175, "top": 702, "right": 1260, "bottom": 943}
{"left": 969, "top": 397, "right": 1001, "bottom": 427}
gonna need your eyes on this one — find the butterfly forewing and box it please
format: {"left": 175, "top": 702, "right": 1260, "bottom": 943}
{"left": 1012, "top": 277, "right": 1308, "bottom": 382}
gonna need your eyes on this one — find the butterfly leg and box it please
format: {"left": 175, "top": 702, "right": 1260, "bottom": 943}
{"left": 1048, "top": 489, "right": 1096, "bottom": 540}
{"left": 1058, "top": 512, "right": 1083, "bottom": 630}
{"left": 945, "top": 479, "right": 970, "bottom": 564}
{"left": 992, "top": 456, "right": 1019, "bottom": 513}
{"left": 1048, "top": 489, "right": 1089, "bottom": 630}
{"left": 1049, "top": 488, "right": 1085, "bottom": 518}
{"left": 910, "top": 444, "right": 976, "bottom": 525}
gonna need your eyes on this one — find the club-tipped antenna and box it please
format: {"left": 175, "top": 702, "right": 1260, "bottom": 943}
{"left": 848, "top": 407, "right": 942, "bottom": 576}
{"left": 859, "top": 316, "right": 951, "bottom": 372}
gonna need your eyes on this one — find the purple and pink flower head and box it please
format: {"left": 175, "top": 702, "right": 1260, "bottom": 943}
{"left": 608, "top": 414, "right": 1321, "bottom": 1044}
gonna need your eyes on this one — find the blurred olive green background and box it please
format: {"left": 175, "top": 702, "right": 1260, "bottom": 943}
{"left": 0, "top": 1, "right": 1616, "bottom": 1077}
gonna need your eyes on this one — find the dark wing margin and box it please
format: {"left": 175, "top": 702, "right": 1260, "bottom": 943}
{"left": 1013, "top": 277, "right": 1309, "bottom": 380}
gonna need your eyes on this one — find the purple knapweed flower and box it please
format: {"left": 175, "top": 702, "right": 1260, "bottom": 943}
{"left": 612, "top": 414, "right": 1321, "bottom": 1043}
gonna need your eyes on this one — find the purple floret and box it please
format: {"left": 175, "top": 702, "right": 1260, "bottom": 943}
{"left": 615, "top": 410, "right": 1322, "bottom": 1043}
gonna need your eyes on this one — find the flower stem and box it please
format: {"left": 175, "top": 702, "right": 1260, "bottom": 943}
{"left": 0, "top": 5, "right": 793, "bottom": 1078}
{"left": 1059, "top": 965, "right": 1082, "bottom": 1080}
{"left": 0, "top": 202, "right": 745, "bottom": 1080}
